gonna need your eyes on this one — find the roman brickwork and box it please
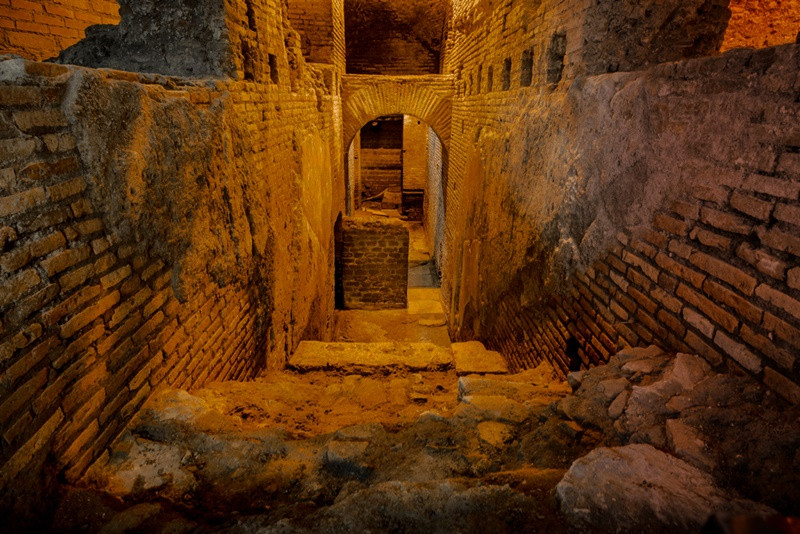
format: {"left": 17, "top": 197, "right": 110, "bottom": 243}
{"left": 1, "top": 0, "right": 800, "bottom": 521}
{"left": 339, "top": 217, "right": 409, "bottom": 310}
{"left": 345, "top": 0, "right": 449, "bottom": 75}
{"left": 0, "top": 0, "right": 343, "bottom": 514}
{"left": 442, "top": 0, "right": 800, "bottom": 403}
{"left": 0, "top": 0, "right": 119, "bottom": 62}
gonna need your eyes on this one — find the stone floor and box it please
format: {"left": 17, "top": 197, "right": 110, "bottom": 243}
{"left": 333, "top": 288, "right": 450, "bottom": 347}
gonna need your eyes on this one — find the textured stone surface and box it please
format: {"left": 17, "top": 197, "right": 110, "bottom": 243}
{"left": 0, "top": 0, "right": 120, "bottom": 62}
{"left": 452, "top": 341, "right": 509, "bottom": 375}
{"left": 56, "top": 0, "right": 234, "bottom": 78}
{"left": 556, "top": 444, "right": 775, "bottom": 534}
{"left": 722, "top": 0, "right": 800, "bottom": 51}
{"left": 290, "top": 341, "right": 453, "bottom": 373}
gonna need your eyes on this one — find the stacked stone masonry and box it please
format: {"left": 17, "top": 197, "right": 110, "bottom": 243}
{"left": 339, "top": 217, "right": 409, "bottom": 310}
{"left": 0, "top": 0, "right": 120, "bottom": 62}
{"left": 722, "top": 0, "right": 800, "bottom": 51}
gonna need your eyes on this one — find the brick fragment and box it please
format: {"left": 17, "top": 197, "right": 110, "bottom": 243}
{"left": 764, "top": 367, "right": 800, "bottom": 405}
{"left": 755, "top": 284, "right": 800, "bottom": 319}
{"left": 736, "top": 243, "right": 786, "bottom": 280}
{"left": 0, "top": 187, "right": 46, "bottom": 217}
{"left": 774, "top": 203, "right": 800, "bottom": 227}
{"left": 730, "top": 192, "right": 772, "bottom": 220}
{"left": 0, "top": 268, "right": 40, "bottom": 308}
{"left": 688, "top": 251, "right": 757, "bottom": 295}
{"left": 59, "top": 290, "right": 120, "bottom": 339}
{"left": 12, "top": 109, "right": 68, "bottom": 134}
{"left": 40, "top": 245, "right": 90, "bottom": 276}
{"left": 757, "top": 225, "right": 800, "bottom": 257}
{"left": 700, "top": 206, "right": 752, "bottom": 234}
{"left": 742, "top": 173, "right": 800, "bottom": 200}
{"left": 714, "top": 331, "right": 762, "bottom": 373}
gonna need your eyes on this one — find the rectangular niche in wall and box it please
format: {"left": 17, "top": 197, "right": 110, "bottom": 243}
{"left": 502, "top": 57, "right": 512, "bottom": 91}
{"left": 521, "top": 48, "right": 533, "bottom": 87}
{"left": 269, "top": 53, "right": 280, "bottom": 84}
{"left": 547, "top": 33, "right": 567, "bottom": 85}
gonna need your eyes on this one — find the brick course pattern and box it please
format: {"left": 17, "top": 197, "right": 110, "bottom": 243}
{"left": 0, "top": 0, "right": 342, "bottom": 502}
{"left": 0, "top": 0, "right": 120, "bottom": 62}
{"left": 339, "top": 217, "right": 409, "bottom": 310}
{"left": 441, "top": 0, "right": 800, "bottom": 404}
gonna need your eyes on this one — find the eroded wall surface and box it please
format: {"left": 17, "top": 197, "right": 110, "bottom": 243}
{"left": 0, "top": 0, "right": 343, "bottom": 517}
{"left": 0, "top": 0, "right": 120, "bottom": 62}
{"left": 723, "top": 0, "right": 800, "bottom": 51}
{"left": 443, "top": 0, "right": 800, "bottom": 403}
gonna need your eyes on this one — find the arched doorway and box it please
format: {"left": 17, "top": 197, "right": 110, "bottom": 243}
{"left": 343, "top": 114, "right": 448, "bottom": 290}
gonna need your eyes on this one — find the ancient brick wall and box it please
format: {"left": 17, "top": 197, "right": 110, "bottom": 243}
{"left": 425, "top": 128, "right": 445, "bottom": 270}
{"left": 0, "top": 0, "right": 120, "bottom": 62}
{"left": 340, "top": 217, "right": 408, "bottom": 309}
{"left": 345, "top": 0, "right": 449, "bottom": 75}
{"left": 442, "top": 0, "right": 800, "bottom": 404}
{"left": 723, "top": 0, "right": 800, "bottom": 51}
{"left": 359, "top": 117, "right": 403, "bottom": 198}
{"left": 0, "top": 57, "right": 341, "bottom": 512}
{"left": 0, "top": 0, "right": 343, "bottom": 509}
{"left": 402, "top": 116, "right": 429, "bottom": 191}
{"left": 287, "top": 0, "right": 345, "bottom": 70}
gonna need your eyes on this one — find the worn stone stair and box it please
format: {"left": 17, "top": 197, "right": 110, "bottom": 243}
{"left": 290, "top": 339, "right": 510, "bottom": 376}
{"left": 289, "top": 341, "right": 454, "bottom": 373}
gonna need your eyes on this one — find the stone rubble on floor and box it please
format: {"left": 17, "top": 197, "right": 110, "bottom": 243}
{"left": 51, "top": 345, "right": 800, "bottom": 533}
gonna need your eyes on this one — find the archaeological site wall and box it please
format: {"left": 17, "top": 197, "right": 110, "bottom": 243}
{"left": 0, "top": 0, "right": 120, "bottom": 62}
{"left": 344, "top": 0, "right": 449, "bottom": 75}
{"left": 442, "top": 0, "right": 800, "bottom": 404}
{"left": 287, "top": 0, "right": 345, "bottom": 70}
{"left": 0, "top": 0, "right": 344, "bottom": 516}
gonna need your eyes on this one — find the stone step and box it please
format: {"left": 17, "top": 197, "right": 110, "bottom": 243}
{"left": 452, "top": 341, "right": 509, "bottom": 376}
{"left": 289, "top": 341, "right": 454, "bottom": 374}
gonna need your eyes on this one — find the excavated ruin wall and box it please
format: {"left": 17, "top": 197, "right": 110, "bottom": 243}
{"left": 287, "top": 0, "right": 346, "bottom": 70}
{"left": 0, "top": 1, "right": 343, "bottom": 516}
{"left": 0, "top": 57, "right": 341, "bottom": 512}
{"left": 443, "top": 0, "right": 800, "bottom": 404}
{"left": 339, "top": 217, "right": 409, "bottom": 310}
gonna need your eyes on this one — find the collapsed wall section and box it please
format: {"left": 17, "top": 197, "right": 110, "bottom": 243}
{"left": 443, "top": 0, "right": 800, "bottom": 404}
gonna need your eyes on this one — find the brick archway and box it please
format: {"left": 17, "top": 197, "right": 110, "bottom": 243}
{"left": 342, "top": 74, "right": 455, "bottom": 152}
